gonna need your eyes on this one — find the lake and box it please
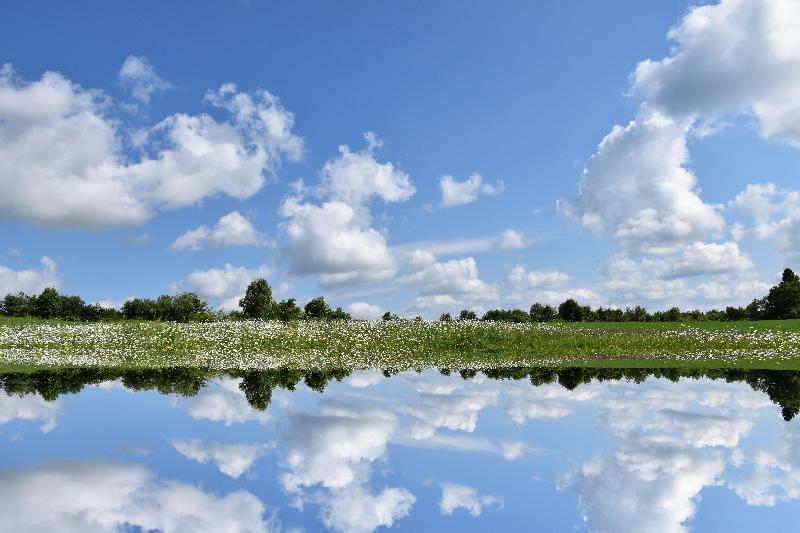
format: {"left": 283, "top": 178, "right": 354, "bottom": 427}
{"left": 1, "top": 366, "right": 799, "bottom": 532}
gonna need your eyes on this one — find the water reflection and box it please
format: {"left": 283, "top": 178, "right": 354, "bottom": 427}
{"left": 1, "top": 366, "right": 799, "bottom": 532}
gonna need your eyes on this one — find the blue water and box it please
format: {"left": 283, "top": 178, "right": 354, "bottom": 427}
{"left": 1, "top": 367, "right": 798, "bottom": 532}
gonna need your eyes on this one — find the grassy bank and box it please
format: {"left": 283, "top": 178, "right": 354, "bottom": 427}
{"left": 2, "top": 318, "right": 800, "bottom": 370}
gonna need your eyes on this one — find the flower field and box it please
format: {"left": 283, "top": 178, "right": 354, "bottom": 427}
{"left": 2, "top": 319, "right": 800, "bottom": 370}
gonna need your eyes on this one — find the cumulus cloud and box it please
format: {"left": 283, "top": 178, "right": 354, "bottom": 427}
{"left": 118, "top": 55, "right": 170, "bottom": 103}
{"left": 559, "top": 434, "right": 725, "bottom": 533}
{"left": 401, "top": 256, "right": 498, "bottom": 301}
{"left": 280, "top": 133, "right": 413, "bottom": 288}
{"left": 439, "top": 173, "right": 503, "bottom": 208}
{"left": 0, "top": 256, "right": 59, "bottom": 296}
{"left": 171, "top": 211, "right": 264, "bottom": 251}
{"left": 320, "top": 484, "right": 415, "bottom": 533}
{"left": 507, "top": 265, "right": 571, "bottom": 290}
{"left": 0, "top": 65, "right": 302, "bottom": 228}
{"left": 278, "top": 403, "right": 415, "bottom": 533}
{"left": 729, "top": 183, "right": 800, "bottom": 262}
{"left": 558, "top": 107, "right": 724, "bottom": 255}
{"left": 346, "top": 302, "right": 383, "bottom": 320}
{"left": 402, "top": 389, "right": 498, "bottom": 435}
{"left": 171, "top": 263, "right": 270, "bottom": 310}
{"left": 439, "top": 482, "right": 503, "bottom": 516}
{"left": 0, "top": 460, "right": 276, "bottom": 533}
{"left": 730, "top": 424, "right": 800, "bottom": 507}
{"left": 665, "top": 241, "right": 753, "bottom": 279}
{"left": 170, "top": 438, "right": 269, "bottom": 478}
{"left": 0, "top": 390, "right": 61, "bottom": 432}
{"left": 598, "top": 245, "right": 765, "bottom": 308}
{"left": 631, "top": 0, "right": 800, "bottom": 147}
{"left": 171, "top": 377, "right": 271, "bottom": 426}
{"left": 280, "top": 199, "right": 395, "bottom": 287}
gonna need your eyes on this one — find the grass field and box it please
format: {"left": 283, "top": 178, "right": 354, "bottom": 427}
{"left": 2, "top": 318, "right": 800, "bottom": 370}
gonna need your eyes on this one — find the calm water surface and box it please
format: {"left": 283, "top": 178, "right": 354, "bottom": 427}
{"left": 1, "top": 367, "right": 799, "bottom": 532}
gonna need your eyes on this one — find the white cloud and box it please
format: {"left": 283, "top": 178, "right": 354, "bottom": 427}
{"left": 279, "top": 133, "right": 413, "bottom": 288}
{"left": 320, "top": 485, "right": 415, "bottom": 533}
{"left": 170, "top": 438, "right": 269, "bottom": 478}
{"left": 171, "top": 211, "right": 264, "bottom": 251}
{"left": 439, "top": 482, "right": 503, "bottom": 516}
{"left": 401, "top": 256, "right": 498, "bottom": 301}
{"left": 558, "top": 107, "right": 724, "bottom": 255}
{"left": 320, "top": 132, "right": 414, "bottom": 205}
{"left": 631, "top": 0, "right": 800, "bottom": 147}
{"left": 279, "top": 404, "right": 397, "bottom": 493}
{"left": 730, "top": 424, "right": 800, "bottom": 506}
{"left": 118, "top": 55, "right": 170, "bottom": 103}
{"left": 172, "top": 377, "right": 271, "bottom": 426}
{"left": 280, "top": 199, "right": 395, "bottom": 287}
{"left": 395, "top": 229, "right": 534, "bottom": 258}
{"left": 439, "top": 173, "right": 503, "bottom": 208}
{"left": 665, "top": 241, "right": 754, "bottom": 278}
{"left": 346, "top": 302, "right": 383, "bottom": 320}
{"left": 0, "top": 460, "right": 276, "bottom": 533}
{"left": 0, "top": 65, "right": 301, "bottom": 228}
{"left": 402, "top": 389, "right": 498, "bottom": 434}
{"left": 559, "top": 434, "right": 725, "bottom": 533}
{"left": 0, "top": 256, "right": 59, "bottom": 296}
{"left": 347, "top": 370, "right": 386, "bottom": 388}
{"left": 277, "top": 403, "right": 416, "bottom": 533}
{"left": 730, "top": 183, "right": 800, "bottom": 262}
{"left": 171, "top": 263, "right": 270, "bottom": 310}
{"left": 507, "top": 265, "right": 571, "bottom": 290}
{"left": 0, "top": 391, "right": 60, "bottom": 432}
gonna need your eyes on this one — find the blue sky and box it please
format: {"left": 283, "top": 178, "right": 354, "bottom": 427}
{"left": 2, "top": 0, "right": 799, "bottom": 317}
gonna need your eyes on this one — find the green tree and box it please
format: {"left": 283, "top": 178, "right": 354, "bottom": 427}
{"left": 765, "top": 276, "right": 800, "bottom": 319}
{"left": 2, "top": 293, "right": 35, "bottom": 316}
{"left": 558, "top": 299, "right": 583, "bottom": 322}
{"left": 382, "top": 311, "right": 399, "bottom": 321}
{"left": 171, "top": 292, "right": 211, "bottom": 322}
{"left": 304, "top": 296, "right": 332, "bottom": 319}
{"left": 782, "top": 268, "right": 799, "bottom": 284}
{"left": 239, "top": 279, "right": 275, "bottom": 319}
{"left": 34, "top": 287, "right": 62, "bottom": 319}
{"left": 329, "top": 307, "right": 352, "bottom": 320}
{"left": 275, "top": 298, "right": 304, "bottom": 322}
{"left": 458, "top": 309, "right": 478, "bottom": 320}
{"left": 439, "top": 312, "right": 453, "bottom": 321}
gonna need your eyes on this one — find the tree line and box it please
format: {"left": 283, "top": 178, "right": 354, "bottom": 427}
{"left": 0, "top": 278, "right": 351, "bottom": 323}
{"left": 429, "top": 268, "right": 800, "bottom": 324}
{"left": 2, "top": 269, "right": 799, "bottom": 324}
{"left": 2, "top": 365, "right": 798, "bottom": 420}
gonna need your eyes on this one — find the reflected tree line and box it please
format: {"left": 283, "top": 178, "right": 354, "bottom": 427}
{"left": 1, "top": 366, "right": 800, "bottom": 421}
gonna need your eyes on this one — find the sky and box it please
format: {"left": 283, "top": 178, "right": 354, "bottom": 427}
{"left": 2, "top": 370, "right": 798, "bottom": 532}
{"left": 2, "top": 0, "right": 800, "bottom": 317}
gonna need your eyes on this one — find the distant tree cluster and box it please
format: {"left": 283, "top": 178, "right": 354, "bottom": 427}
{"left": 121, "top": 293, "right": 213, "bottom": 322}
{"left": 436, "top": 268, "right": 800, "bottom": 324}
{"left": 233, "top": 279, "right": 351, "bottom": 322}
{"left": 1, "top": 288, "right": 122, "bottom": 321}
{"left": 1, "top": 278, "right": 351, "bottom": 323}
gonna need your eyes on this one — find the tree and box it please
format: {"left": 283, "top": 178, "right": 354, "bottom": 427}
{"left": 329, "top": 307, "right": 352, "bottom": 320}
{"left": 783, "top": 268, "right": 799, "bottom": 284}
{"left": 275, "top": 298, "right": 304, "bottom": 322}
{"left": 239, "top": 279, "right": 275, "bottom": 319}
{"left": 171, "top": 292, "right": 210, "bottom": 322}
{"left": 558, "top": 299, "right": 583, "bottom": 322}
{"left": 304, "top": 296, "right": 332, "bottom": 319}
{"left": 382, "top": 311, "right": 399, "bottom": 321}
{"left": 665, "top": 307, "right": 681, "bottom": 322}
{"left": 34, "top": 287, "right": 62, "bottom": 319}
{"left": 765, "top": 277, "right": 800, "bottom": 319}
{"left": 439, "top": 312, "right": 452, "bottom": 322}
{"left": 2, "top": 293, "right": 35, "bottom": 316}
{"left": 459, "top": 309, "right": 478, "bottom": 320}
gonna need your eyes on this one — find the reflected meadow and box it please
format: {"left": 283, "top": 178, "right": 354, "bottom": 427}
{"left": 2, "top": 366, "right": 800, "bottom": 532}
